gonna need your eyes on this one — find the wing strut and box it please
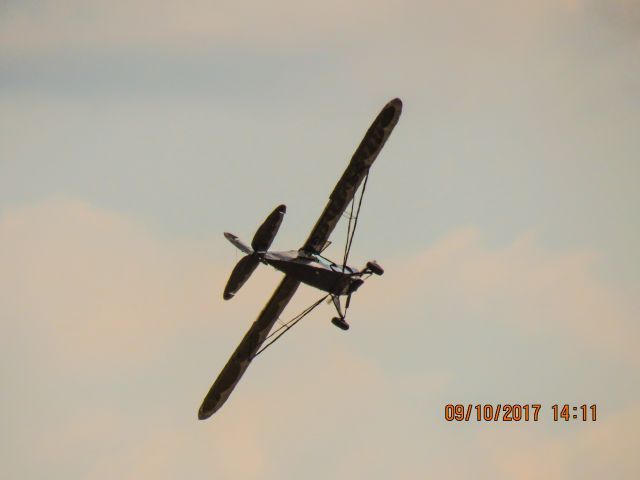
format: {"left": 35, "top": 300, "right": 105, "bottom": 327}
{"left": 341, "top": 169, "right": 370, "bottom": 268}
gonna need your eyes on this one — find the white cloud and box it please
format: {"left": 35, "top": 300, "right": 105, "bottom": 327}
{"left": 475, "top": 402, "right": 640, "bottom": 479}
{"left": 359, "top": 228, "right": 640, "bottom": 366}
{"left": 6, "top": 0, "right": 632, "bottom": 58}
{"left": 1, "top": 199, "right": 638, "bottom": 478}
{"left": 0, "top": 198, "right": 225, "bottom": 369}
{"left": 0, "top": 0, "right": 396, "bottom": 56}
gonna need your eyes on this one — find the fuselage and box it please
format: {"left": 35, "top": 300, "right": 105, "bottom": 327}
{"left": 262, "top": 250, "right": 363, "bottom": 296}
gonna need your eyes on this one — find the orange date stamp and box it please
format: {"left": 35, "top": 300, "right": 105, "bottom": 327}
{"left": 444, "top": 404, "right": 597, "bottom": 422}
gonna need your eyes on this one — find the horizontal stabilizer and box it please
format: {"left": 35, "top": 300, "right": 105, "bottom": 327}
{"left": 223, "top": 254, "right": 260, "bottom": 300}
{"left": 252, "top": 204, "right": 286, "bottom": 252}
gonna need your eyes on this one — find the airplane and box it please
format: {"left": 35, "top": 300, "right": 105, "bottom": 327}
{"left": 198, "top": 98, "right": 402, "bottom": 420}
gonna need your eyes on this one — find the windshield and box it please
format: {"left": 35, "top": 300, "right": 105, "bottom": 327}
{"left": 312, "top": 253, "right": 334, "bottom": 268}
{"left": 312, "top": 254, "right": 355, "bottom": 273}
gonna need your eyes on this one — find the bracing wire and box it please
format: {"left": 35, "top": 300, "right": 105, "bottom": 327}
{"left": 252, "top": 294, "right": 329, "bottom": 359}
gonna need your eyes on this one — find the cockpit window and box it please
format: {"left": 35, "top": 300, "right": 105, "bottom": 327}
{"left": 312, "top": 253, "right": 334, "bottom": 268}
{"left": 312, "top": 254, "right": 355, "bottom": 273}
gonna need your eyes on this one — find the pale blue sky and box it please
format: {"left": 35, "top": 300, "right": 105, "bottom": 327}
{"left": 1, "top": 1, "right": 639, "bottom": 478}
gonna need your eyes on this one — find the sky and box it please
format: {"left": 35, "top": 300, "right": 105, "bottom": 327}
{"left": 1, "top": 0, "right": 639, "bottom": 478}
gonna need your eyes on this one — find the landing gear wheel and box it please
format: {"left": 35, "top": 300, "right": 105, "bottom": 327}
{"left": 366, "top": 260, "right": 384, "bottom": 276}
{"left": 331, "top": 317, "right": 350, "bottom": 331}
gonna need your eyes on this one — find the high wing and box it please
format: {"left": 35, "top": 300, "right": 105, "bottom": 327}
{"left": 301, "top": 98, "right": 402, "bottom": 253}
{"left": 198, "top": 275, "right": 300, "bottom": 420}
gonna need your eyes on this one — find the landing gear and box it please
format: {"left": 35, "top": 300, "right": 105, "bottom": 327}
{"left": 330, "top": 295, "right": 350, "bottom": 331}
{"left": 366, "top": 260, "right": 384, "bottom": 276}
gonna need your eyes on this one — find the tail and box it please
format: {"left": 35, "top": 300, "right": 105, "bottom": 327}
{"left": 222, "top": 204, "right": 286, "bottom": 300}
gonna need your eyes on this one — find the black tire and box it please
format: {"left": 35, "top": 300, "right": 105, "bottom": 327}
{"left": 331, "top": 317, "right": 350, "bottom": 331}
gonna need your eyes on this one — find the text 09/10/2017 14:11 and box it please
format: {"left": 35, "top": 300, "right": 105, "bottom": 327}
{"left": 444, "top": 404, "right": 597, "bottom": 422}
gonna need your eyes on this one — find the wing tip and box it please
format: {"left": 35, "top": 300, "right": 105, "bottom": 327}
{"left": 379, "top": 98, "right": 403, "bottom": 128}
{"left": 198, "top": 405, "right": 214, "bottom": 420}
{"left": 386, "top": 98, "right": 402, "bottom": 115}
{"left": 198, "top": 395, "right": 222, "bottom": 420}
